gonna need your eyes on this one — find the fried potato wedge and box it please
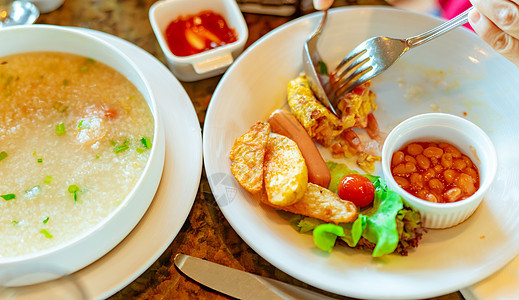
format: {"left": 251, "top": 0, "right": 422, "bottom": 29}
{"left": 264, "top": 133, "right": 308, "bottom": 206}
{"left": 257, "top": 183, "right": 358, "bottom": 224}
{"left": 229, "top": 121, "right": 270, "bottom": 193}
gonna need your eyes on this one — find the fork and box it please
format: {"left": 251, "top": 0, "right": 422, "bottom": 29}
{"left": 302, "top": 0, "right": 338, "bottom": 116}
{"left": 328, "top": 7, "right": 474, "bottom": 108}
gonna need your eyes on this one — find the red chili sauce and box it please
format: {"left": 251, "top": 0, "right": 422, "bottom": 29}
{"left": 165, "top": 10, "right": 238, "bottom": 57}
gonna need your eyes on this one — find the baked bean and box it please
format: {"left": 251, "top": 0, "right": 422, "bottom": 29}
{"left": 423, "top": 146, "right": 443, "bottom": 159}
{"left": 404, "top": 155, "right": 417, "bottom": 164}
{"left": 455, "top": 173, "right": 476, "bottom": 195}
{"left": 429, "top": 178, "right": 444, "bottom": 192}
{"left": 407, "top": 143, "right": 423, "bottom": 156}
{"left": 391, "top": 141, "right": 480, "bottom": 204}
{"left": 423, "top": 168, "right": 436, "bottom": 180}
{"left": 417, "top": 189, "right": 428, "bottom": 199}
{"left": 416, "top": 154, "right": 430, "bottom": 170}
{"left": 463, "top": 167, "right": 478, "bottom": 182}
{"left": 441, "top": 153, "right": 453, "bottom": 168}
{"left": 452, "top": 158, "right": 467, "bottom": 171}
{"left": 410, "top": 173, "right": 424, "bottom": 189}
{"left": 442, "top": 143, "right": 462, "bottom": 158}
{"left": 462, "top": 155, "right": 473, "bottom": 168}
{"left": 394, "top": 176, "right": 410, "bottom": 189}
{"left": 392, "top": 151, "right": 404, "bottom": 166}
{"left": 443, "top": 169, "right": 458, "bottom": 184}
{"left": 425, "top": 192, "right": 439, "bottom": 203}
{"left": 405, "top": 162, "right": 417, "bottom": 173}
{"left": 392, "top": 163, "right": 407, "bottom": 176}
{"left": 444, "top": 187, "right": 462, "bottom": 202}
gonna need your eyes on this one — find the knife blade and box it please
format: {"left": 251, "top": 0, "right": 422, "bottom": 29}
{"left": 174, "top": 253, "right": 339, "bottom": 300}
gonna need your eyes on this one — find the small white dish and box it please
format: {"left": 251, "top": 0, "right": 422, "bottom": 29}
{"left": 28, "top": 0, "right": 64, "bottom": 14}
{"left": 381, "top": 113, "right": 498, "bottom": 229}
{"left": 149, "top": 0, "right": 248, "bottom": 82}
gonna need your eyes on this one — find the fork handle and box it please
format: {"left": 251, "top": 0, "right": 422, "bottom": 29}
{"left": 406, "top": 6, "right": 474, "bottom": 48}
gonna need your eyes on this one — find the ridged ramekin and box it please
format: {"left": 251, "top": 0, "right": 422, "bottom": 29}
{"left": 381, "top": 113, "right": 497, "bottom": 229}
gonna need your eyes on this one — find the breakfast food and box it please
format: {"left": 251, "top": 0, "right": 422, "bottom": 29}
{"left": 0, "top": 52, "right": 154, "bottom": 257}
{"left": 287, "top": 75, "right": 380, "bottom": 173}
{"left": 228, "top": 73, "right": 428, "bottom": 257}
{"left": 229, "top": 121, "right": 270, "bottom": 194}
{"left": 264, "top": 133, "right": 308, "bottom": 206}
{"left": 267, "top": 109, "right": 331, "bottom": 188}
{"left": 391, "top": 141, "right": 480, "bottom": 203}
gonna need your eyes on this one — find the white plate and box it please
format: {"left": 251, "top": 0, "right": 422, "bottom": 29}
{"left": 0, "top": 28, "right": 202, "bottom": 299}
{"left": 203, "top": 6, "right": 519, "bottom": 300}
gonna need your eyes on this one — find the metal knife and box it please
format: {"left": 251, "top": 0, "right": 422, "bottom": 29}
{"left": 174, "top": 253, "right": 339, "bottom": 300}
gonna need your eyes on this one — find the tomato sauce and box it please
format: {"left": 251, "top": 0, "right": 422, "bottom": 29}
{"left": 165, "top": 10, "right": 238, "bottom": 57}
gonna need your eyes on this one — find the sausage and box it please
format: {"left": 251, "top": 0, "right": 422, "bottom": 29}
{"left": 267, "top": 109, "right": 331, "bottom": 188}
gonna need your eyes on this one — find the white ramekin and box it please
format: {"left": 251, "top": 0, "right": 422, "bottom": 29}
{"left": 149, "top": 0, "right": 248, "bottom": 82}
{"left": 381, "top": 113, "right": 497, "bottom": 229}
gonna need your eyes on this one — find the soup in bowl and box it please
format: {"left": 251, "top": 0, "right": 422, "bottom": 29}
{"left": 0, "top": 25, "right": 165, "bottom": 286}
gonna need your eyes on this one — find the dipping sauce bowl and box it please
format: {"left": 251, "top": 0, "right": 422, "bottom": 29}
{"left": 149, "top": 0, "right": 248, "bottom": 81}
{"left": 381, "top": 113, "right": 497, "bottom": 229}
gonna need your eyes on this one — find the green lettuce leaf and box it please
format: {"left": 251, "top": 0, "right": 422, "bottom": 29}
{"left": 313, "top": 223, "right": 345, "bottom": 253}
{"left": 327, "top": 161, "right": 379, "bottom": 193}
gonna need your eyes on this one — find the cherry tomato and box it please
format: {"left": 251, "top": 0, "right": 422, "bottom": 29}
{"left": 337, "top": 174, "right": 375, "bottom": 207}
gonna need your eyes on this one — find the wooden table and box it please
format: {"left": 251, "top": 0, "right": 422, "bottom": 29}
{"left": 38, "top": 1, "right": 465, "bottom": 299}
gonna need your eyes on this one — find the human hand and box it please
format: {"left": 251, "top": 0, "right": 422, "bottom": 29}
{"left": 313, "top": 0, "right": 334, "bottom": 11}
{"left": 469, "top": 0, "right": 519, "bottom": 67}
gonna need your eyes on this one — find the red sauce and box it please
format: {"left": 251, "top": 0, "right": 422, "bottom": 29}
{"left": 165, "top": 10, "right": 238, "bottom": 57}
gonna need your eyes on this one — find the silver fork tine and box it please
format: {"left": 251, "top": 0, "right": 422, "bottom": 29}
{"left": 330, "top": 54, "right": 369, "bottom": 90}
{"left": 332, "top": 64, "right": 373, "bottom": 99}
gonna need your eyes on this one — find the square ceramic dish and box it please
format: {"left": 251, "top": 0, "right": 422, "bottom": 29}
{"left": 149, "top": 0, "right": 248, "bottom": 82}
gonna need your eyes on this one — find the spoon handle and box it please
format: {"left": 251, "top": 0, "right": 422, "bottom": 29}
{"left": 406, "top": 6, "right": 473, "bottom": 48}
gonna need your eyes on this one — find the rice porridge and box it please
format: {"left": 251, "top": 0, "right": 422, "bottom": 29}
{"left": 0, "top": 52, "right": 154, "bottom": 257}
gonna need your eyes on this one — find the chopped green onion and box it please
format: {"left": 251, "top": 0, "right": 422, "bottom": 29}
{"left": 68, "top": 185, "right": 79, "bottom": 202}
{"left": 0, "top": 151, "right": 7, "bottom": 161}
{"left": 141, "top": 137, "right": 152, "bottom": 149}
{"left": 56, "top": 122, "right": 66, "bottom": 136}
{"left": 63, "top": 79, "right": 69, "bottom": 86}
{"left": 80, "top": 65, "right": 88, "bottom": 72}
{"left": 1, "top": 194, "right": 15, "bottom": 201}
{"left": 110, "top": 140, "right": 117, "bottom": 146}
{"left": 12, "top": 220, "right": 19, "bottom": 225}
{"left": 37, "top": 158, "right": 43, "bottom": 163}
{"left": 33, "top": 151, "right": 37, "bottom": 156}
{"left": 86, "top": 58, "right": 95, "bottom": 63}
{"left": 113, "top": 145, "right": 129, "bottom": 153}
{"left": 43, "top": 217, "right": 49, "bottom": 224}
{"left": 136, "top": 148, "right": 144, "bottom": 154}
{"left": 44, "top": 175, "right": 53, "bottom": 184}
{"left": 317, "top": 61, "right": 328, "bottom": 75}
{"left": 95, "top": 154, "right": 100, "bottom": 159}
{"left": 40, "top": 229, "right": 53, "bottom": 238}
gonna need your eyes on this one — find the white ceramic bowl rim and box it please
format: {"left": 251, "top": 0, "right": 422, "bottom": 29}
{"left": 0, "top": 25, "right": 163, "bottom": 269}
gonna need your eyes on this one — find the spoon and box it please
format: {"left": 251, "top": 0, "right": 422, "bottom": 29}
{"left": 0, "top": 0, "right": 39, "bottom": 28}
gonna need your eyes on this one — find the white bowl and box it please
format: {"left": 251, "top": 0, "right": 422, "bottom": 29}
{"left": 149, "top": 0, "right": 248, "bottom": 82}
{"left": 381, "top": 113, "right": 497, "bottom": 229}
{"left": 0, "top": 25, "right": 165, "bottom": 286}
{"left": 28, "top": 0, "right": 64, "bottom": 13}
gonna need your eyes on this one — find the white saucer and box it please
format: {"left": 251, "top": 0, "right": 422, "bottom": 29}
{"left": 0, "top": 28, "right": 202, "bottom": 299}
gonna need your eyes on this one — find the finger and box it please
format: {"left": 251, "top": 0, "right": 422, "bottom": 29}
{"left": 313, "top": 0, "right": 334, "bottom": 11}
{"left": 470, "top": 0, "right": 519, "bottom": 39}
{"left": 469, "top": 9, "right": 519, "bottom": 67}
